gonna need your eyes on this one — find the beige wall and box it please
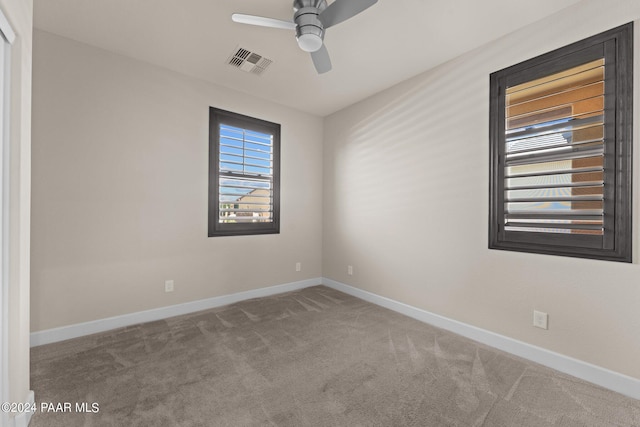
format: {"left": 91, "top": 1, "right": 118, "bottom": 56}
{"left": 323, "top": 0, "right": 640, "bottom": 380}
{"left": 31, "top": 0, "right": 640, "bottom": 388}
{"left": 0, "top": 0, "right": 32, "bottom": 411}
{"left": 31, "top": 30, "right": 323, "bottom": 331}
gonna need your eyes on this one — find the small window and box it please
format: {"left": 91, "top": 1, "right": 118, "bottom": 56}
{"left": 208, "top": 107, "right": 280, "bottom": 237}
{"left": 489, "top": 23, "right": 633, "bottom": 262}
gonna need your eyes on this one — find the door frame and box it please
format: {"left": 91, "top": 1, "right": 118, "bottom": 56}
{"left": 0, "top": 7, "right": 15, "bottom": 427}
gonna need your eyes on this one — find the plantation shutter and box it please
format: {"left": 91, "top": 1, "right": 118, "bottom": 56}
{"left": 489, "top": 23, "right": 632, "bottom": 262}
{"left": 503, "top": 59, "right": 606, "bottom": 238}
{"left": 218, "top": 124, "right": 274, "bottom": 223}
{"left": 208, "top": 107, "right": 280, "bottom": 237}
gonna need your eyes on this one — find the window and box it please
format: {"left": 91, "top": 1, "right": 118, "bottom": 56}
{"left": 489, "top": 23, "right": 633, "bottom": 262}
{"left": 208, "top": 107, "right": 280, "bottom": 237}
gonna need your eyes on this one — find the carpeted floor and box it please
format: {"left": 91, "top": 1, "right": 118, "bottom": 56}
{"left": 30, "top": 285, "right": 640, "bottom": 426}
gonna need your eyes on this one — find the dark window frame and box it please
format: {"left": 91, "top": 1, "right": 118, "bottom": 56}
{"left": 208, "top": 107, "right": 281, "bottom": 237}
{"left": 489, "top": 23, "right": 633, "bottom": 262}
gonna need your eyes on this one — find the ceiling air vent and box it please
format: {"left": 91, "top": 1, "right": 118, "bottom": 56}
{"left": 227, "top": 47, "right": 273, "bottom": 75}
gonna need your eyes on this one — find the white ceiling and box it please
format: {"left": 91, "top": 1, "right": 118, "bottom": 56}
{"left": 33, "top": 0, "right": 583, "bottom": 116}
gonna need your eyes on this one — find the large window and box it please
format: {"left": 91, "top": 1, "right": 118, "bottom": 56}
{"left": 489, "top": 23, "right": 633, "bottom": 262}
{"left": 208, "top": 107, "right": 280, "bottom": 237}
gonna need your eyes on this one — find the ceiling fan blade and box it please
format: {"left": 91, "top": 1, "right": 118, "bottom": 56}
{"left": 311, "top": 44, "right": 332, "bottom": 74}
{"left": 231, "top": 14, "right": 296, "bottom": 30}
{"left": 318, "top": 0, "right": 378, "bottom": 29}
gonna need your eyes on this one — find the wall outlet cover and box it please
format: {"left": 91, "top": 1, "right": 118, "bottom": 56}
{"left": 533, "top": 310, "right": 548, "bottom": 330}
{"left": 165, "top": 280, "right": 174, "bottom": 293}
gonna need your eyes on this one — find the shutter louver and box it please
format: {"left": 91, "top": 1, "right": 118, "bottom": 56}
{"left": 218, "top": 125, "right": 274, "bottom": 224}
{"left": 503, "top": 59, "right": 605, "bottom": 236}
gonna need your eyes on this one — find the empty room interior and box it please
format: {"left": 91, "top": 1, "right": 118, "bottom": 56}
{"left": 2, "top": 0, "right": 640, "bottom": 425}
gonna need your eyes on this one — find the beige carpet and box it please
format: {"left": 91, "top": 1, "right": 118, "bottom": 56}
{"left": 30, "top": 285, "right": 640, "bottom": 426}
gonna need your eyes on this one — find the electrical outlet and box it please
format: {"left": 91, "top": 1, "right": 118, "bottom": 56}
{"left": 295, "top": 262, "right": 301, "bottom": 272}
{"left": 347, "top": 265, "right": 353, "bottom": 276}
{"left": 533, "top": 310, "right": 548, "bottom": 329}
{"left": 165, "top": 280, "right": 174, "bottom": 293}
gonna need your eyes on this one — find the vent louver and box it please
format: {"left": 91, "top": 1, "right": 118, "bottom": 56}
{"left": 227, "top": 47, "right": 273, "bottom": 75}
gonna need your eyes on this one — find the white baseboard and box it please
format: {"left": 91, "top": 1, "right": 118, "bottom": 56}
{"left": 30, "top": 278, "right": 321, "bottom": 347}
{"left": 321, "top": 277, "right": 640, "bottom": 401}
{"left": 29, "top": 277, "right": 639, "bottom": 400}
{"left": 11, "top": 390, "right": 34, "bottom": 427}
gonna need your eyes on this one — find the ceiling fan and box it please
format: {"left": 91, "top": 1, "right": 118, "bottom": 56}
{"left": 232, "top": 0, "right": 378, "bottom": 74}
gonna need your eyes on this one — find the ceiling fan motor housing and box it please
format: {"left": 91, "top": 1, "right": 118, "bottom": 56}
{"left": 293, "top": 0, "right": 327, "bottom": 52}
